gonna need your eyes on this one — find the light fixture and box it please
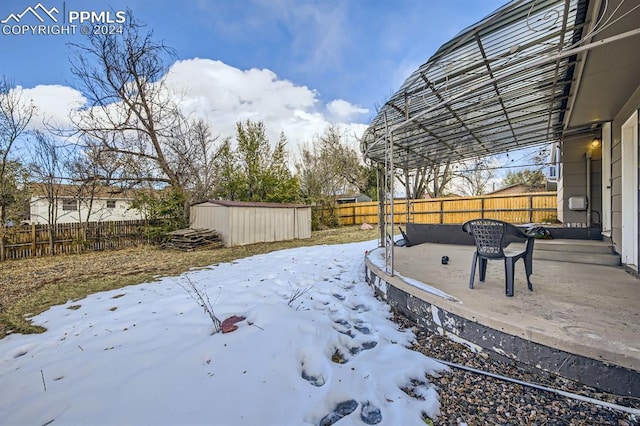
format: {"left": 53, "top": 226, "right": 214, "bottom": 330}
{"left": 591, "top": 138, "right": 601, "bottom": 148}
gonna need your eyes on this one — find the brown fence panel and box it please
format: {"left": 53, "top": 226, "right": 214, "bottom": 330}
{"left": 327, "top": 192, "right": 558, "bottom": 226}
{"left": 0, "top": 220, "right": 163, "bottom": 262}
{"left": 411, "top": 199, "right": 443, "bottom": 224}
{"left": 441, "top": 198, "right": 483, "bottom": 224}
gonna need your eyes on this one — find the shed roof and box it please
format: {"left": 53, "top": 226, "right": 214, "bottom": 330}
{"left": 193, "top": 200, "right": 309, "bottom": 209}
{"left": 361, "top": 0, "right": 640, "bottom": 169}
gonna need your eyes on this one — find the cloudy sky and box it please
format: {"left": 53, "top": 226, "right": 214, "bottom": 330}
{"left": 0, "top": 0, "right": 507, "bottom": 152}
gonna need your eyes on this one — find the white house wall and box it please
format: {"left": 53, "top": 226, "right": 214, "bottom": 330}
{"left": 30, "top": 197, "right": 143, "bottom": 224}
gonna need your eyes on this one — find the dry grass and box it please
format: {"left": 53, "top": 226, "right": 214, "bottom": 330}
{"left": 0, "top": 226, "right": 378, "bottom": 338}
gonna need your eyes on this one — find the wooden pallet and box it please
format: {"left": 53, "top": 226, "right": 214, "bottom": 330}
{"left": 162, "top": 228, "right": 223, "bottom": 251}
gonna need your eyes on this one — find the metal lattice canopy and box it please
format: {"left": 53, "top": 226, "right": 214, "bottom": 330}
{"left": 362, "top": 0, "right": 588, "bottom": 169}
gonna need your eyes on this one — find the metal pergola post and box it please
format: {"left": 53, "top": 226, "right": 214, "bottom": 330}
{"left": 383, "top": 112, "right": 395, "bottom": 276}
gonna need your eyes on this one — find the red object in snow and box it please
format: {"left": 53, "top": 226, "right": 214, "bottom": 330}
{"left": 221, "top": 315, "right": 246, "bottom": 333}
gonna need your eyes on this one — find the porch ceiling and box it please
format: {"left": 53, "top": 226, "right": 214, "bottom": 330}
{"left": 566, "top": 0, "right": 640, "bottom": 130}
{"left": 361, "top": 0, "right": 640, "bottom": 169}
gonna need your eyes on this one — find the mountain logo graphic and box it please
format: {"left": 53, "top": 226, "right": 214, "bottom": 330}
{"left": 1, "top": 3, "right": 59, "bottom": 24}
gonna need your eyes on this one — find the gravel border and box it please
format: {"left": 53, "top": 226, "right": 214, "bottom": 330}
{"left": 391, "top": 313, "right": 640, "bottom": 425}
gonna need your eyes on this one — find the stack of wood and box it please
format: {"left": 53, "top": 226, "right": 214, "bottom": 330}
{"left": 163, "top": 228, "right": 223, "bottom": 251}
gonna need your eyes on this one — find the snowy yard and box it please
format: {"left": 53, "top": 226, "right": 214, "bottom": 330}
{"left": 0, "top": 241, "right": 446, "bottom": 425}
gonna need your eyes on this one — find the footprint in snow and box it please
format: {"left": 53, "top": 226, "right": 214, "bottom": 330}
{"left": 348, "top": 341, "right": 377, "bottom": 355}
{"left": 333, "top": 318, "right": 350, "bottom": 327}
{"left": 334, "top": 327, "right": 355, "bottom": 338}
{"left": 319, "top": 400, "right": 358, "bottom": 426}
{"left": 301, "top": 369, "right": 326, "bottom": 387}
{"left": 360, "top": 401, "right": 382, "bottom": 425}
{"left": 353, "top": 323, "right": 371, "bottom": 335}
{"left": 350, "top": 303, "right": 370, "bottom": 313}
{"left": 332, "top": 318, "right": 354, "bottom": 337}
{"left": 300, "top": 353, "right": 329, "bottom": 387}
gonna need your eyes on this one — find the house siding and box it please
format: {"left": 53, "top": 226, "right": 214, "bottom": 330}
{"left": 30, "top": 197, "right": 143, "bottom": 224}
{"left": 610, "top": 84, "right": 640, "bottom": 258}
{"left": 558, "top": 134, "right": 602, "bottom": 227}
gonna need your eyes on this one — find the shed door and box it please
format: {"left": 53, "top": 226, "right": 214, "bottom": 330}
{"left": 621, "top": 110, "right": 638, "bottom": 270}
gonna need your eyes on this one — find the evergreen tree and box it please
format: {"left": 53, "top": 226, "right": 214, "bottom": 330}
{"left": 215, "top": 120, "right": 300, "bottom": 203}
{"left": 502, "top": 168, "right": 546, "bottom": 189}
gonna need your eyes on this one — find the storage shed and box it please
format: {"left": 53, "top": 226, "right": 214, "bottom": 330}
{"left": 190, "top": 200, "right": 312, "bottom": 247}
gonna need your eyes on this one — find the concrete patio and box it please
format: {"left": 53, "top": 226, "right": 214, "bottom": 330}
{"left": 364, "top": 240, "right": 640, "bottom": 397}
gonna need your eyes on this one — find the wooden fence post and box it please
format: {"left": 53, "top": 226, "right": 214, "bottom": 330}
{"left": 0, "top": 226, "right": 4, "bottom": 261}
{"left": 32, "top": 223, "right": 36, "bottom": 257}
{"left": 529, "top": 194, "right": 534, "bottom": 222}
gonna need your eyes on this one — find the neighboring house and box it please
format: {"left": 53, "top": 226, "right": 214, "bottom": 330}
{"left": 487, "top": 183, "right": 547, "bottom": 196}
{"left": 29, "top": 183, "right": 144, "bottom": 224}
{"left": 361, "top": 0, "right": 640, "bottom": 273}
{"left": 336, "top": 194, "right": 373, "bottom": 204}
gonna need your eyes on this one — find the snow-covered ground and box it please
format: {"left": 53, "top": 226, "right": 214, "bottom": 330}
{"left": 0, "top": 240, "right": 446, "bottom": 425}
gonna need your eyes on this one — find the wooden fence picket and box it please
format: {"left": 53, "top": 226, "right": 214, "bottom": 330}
{"left": 0, "top": 220, "right": 163, "bottom": 262}
{"left": 321, "top": 192, "right": 557, "bottom": 227}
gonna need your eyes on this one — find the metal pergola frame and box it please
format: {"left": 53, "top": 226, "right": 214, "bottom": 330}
{"left": 361, "top": 0, "right": 640, "bottom": 275}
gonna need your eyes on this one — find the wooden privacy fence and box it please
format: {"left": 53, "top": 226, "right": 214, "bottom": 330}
{"left": 328, "top": 192, "right": 558, "bottom": 226}
{"left": 0, "top": 220, "right": 164, "bottom": 261}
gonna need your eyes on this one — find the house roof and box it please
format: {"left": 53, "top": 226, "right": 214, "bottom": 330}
{"left": 487, "top": 183, "right": 547, "bottom": 195}
{"left": 336, "top": 193, "right": 372, "bottom": 201}
{"left": 193, "top": 200, "right": 309, "bottom": 209}
{"left": 29, "top": 183, "right": 138, "bottom": 199}
{"left": 361, "top": 0, "right": 640, "bottom": 169}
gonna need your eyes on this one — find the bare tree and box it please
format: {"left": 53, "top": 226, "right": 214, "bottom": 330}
{"left": 296, "top": 125, "right": 374, "bottom": 227}
{"left": 0, "top": 77, "right": 35, "bottom": 259}
{"left": 168, "top": 117, "right": 222, "bottom": 205}
{"left": 397, "top": 161, "right": 453, "bottom": 200}
{"left": 69, "top": 14, "right": 184, "bottom": 189}
{"left": 69, "top": 16, "right": 228, "bottom": 226}
{"left": 29, "top": 131, "right": 67, "bottom": 254}
{"left": 451, "top": 159, "right": 496, "bottom": 196}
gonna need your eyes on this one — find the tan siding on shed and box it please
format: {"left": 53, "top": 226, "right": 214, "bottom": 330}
{"left": 190, "top": 202, "right": 311, "bottom": 247}
{"left": 296, "top": 208, "right": 312, "bottom": 239}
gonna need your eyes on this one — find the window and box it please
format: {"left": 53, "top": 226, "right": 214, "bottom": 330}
{"left": 62, "top": 199, "right": 78, "bottom": 211}
{"left": 106, "top": 200, "right": 116, "bottom": 209}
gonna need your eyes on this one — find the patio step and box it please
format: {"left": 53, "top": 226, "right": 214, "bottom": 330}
{"left": 532, "top": 239, "right": 621, "bottom": 266}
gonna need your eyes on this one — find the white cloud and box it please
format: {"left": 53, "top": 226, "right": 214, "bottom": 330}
{"left": 19, "top": 84, "right": 85, "bottom": 131}
{"left": 326, "top": 99, "right": 369, "bottom": 122}
{"left": 164, "top": 58, "right": 368, "bottom": 156}
{"left": 15, "top": 59, "right": 369, "bottom": 161}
